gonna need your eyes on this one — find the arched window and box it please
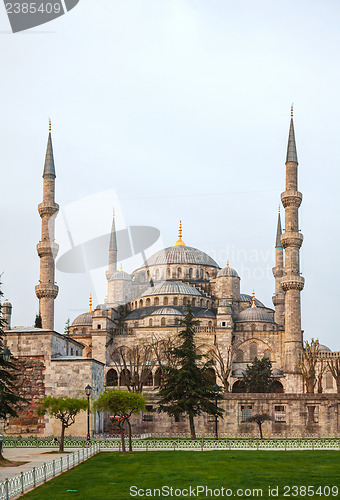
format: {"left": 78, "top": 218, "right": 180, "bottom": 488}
{"left": 200, "top": 299, "right": 204, "bottom": 307}
{"left": 326, "top": 371, "right": 334, "bottom": 389}
{"left": 236, "top": 350, "right": 244, "bottom": 362}
{"left": 263, "top": 324, "right": 267, "bottom": 331}
{"left": 155, "top": 269, "right": 160, "bottom": 280}
{"left": 139, "top": 299, "right": 143, "bottom": 308}
{"left": 163, "top": 297, "right": 168, "bottom": 306}
{"left": 149, "top": 318, "right": 153, "bottom": 327}
{"left": 208, "top": 320, "right": 212, "bottom": 329}
{"left": 249, "top": 342, "right": 258, "bottom": 361}
{"left": 251, "top": 324, "right": 256, "bottom": 331}
{"left": 167, "top": 268, "right": 171, "bottom": 279}
{"left": 188, "top": 268, "right": 193, "bottom": 278}
{"left": 183, "top": 297, "right": 187, "bottom": 306}
{"left": 120, "top": 369, "right": 131, "bottom": 386}
{"left": 135, "top": 301, "right": 137, "bottom": 309}
{"left": 146, "top": 298, "right": 151, "bottom": 306}
{"left": 205, "top": 368, "right": 216, "bottom": 385}
{"left": 161, "top": 317, "right": 166, "bottom": 326}
{"left": 154, "top": 297, "right": 159, "bottom": 306}
{"left": 239, "top": 325, "right": 244, "bottom": 332}
{"left": 192, "top": 298, "right": 196, "bottom": 307}
{"left": 71, "top": 348, "right": 74, "bottom": 355}
{"left": 174, "top": 318, "right": 179, "bottom": 325}
{"left": 206, "top": 272, "right": 209, "bottom": 280}
{"left": 264, "top": 349, "right": 271, "bottom": 360}
{"left": 134, "top": 321, "right": 139, "bottom": 328}
{"left": 177, "top": 268, "right": 182, "bottom": 279}
{"left": 173, "top": 297, "right": 178, "bottom": 306}
{"left": 154, "top": 368, "right": 163, "bottom": 387}
{"left": 82, "top": 328, "right": 86, "bottom": 334}
{"left": 142, "top": 369, "right": 153, "bottom": 387}
{"left": 106, "top": 369, "right": 118, "bottom": 386}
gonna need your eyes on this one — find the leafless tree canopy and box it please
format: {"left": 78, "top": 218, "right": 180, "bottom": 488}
{"left": 327, "top": 358, "right": 340, "bottom": 393}
{"left": 296, "top": 339, "right": 320, "bottom": 394}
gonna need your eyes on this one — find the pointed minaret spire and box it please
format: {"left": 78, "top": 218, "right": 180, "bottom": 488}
{"left": 35, "top": 120, "right": 59, "bottom": 330}
{"left": 43, "top": 119, "right": 56, "bottom": 178}
{"left": 275, "top": 206, "right": 283, "bottom": 248}
{"left": 286, "top": 104, "right": 298, "bottom": 164}
{"left": 106, "top": 209, "right": 118, "bottom": 303}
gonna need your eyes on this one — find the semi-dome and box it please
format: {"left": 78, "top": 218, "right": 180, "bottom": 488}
{"left": 141, "top": 281, "right": 202, "bottom": 297}
{"left": 195, "top": 308, "right": 215, "bottom": 318}
{"left": 139, "top": 246, "right": 218, "bottom": 268}
{"left": 235, "top": 307, "right": 274, "bottom": 323}
{"left": 95, "top": 303, "right": 107, "bottom": 311}
{"left": 239, "top": 294, "right": 265, "bottom": 308}
{"left": 319, "top": 344, "right": 331, "bottom": 352}
{"left": 151, "top": 307, "right": 184, "bottom": 316}
{"left": 71, "top": 312, "right": 94, "bottom": 326}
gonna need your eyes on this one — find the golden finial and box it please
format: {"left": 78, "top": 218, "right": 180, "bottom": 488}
{"left": 174, "top": 220, "right": 186, "bottom": 247}
{"left": 251, "top": 289, "right": 256, "bottom": 308}
{"left": 113, "top": 208, "right": 115, "bottom": 217}
{"left": 278, "top": 205, "right": 280, "bottom": 214}
{"left": 291, "top": 104, "right": 293, "bottom": 118}
{"left": 88, "top": 294, "right": 93, "bottom": 313}
{"left": 120, "top": 264, "right": 123, "bottom": 272}
{"left": 49, "top": 119, "right": 51, "bottom": 133}
{"left": 226, "top": 260, "right": 230, "bottom": 268}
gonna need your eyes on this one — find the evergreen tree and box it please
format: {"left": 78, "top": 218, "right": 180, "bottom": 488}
{"left": 34, "top": 314, "right": 42, "bottom": 328}
{"left": 157, "top": 306, "right": 223, "bottom": 440}
{"left": 243, "top": 356, "right": 276, "bottom": 393}
{"left": 0, "top": 284, "right": 24, "bottom": 443}
{"left": 64, "top": 318, "right": 70, "bottom": 335}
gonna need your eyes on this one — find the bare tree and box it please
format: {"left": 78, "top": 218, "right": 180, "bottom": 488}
{"left": 111, "top": 343, "right": 154, "bottom": 393}
{"left": 327, "top": 358, "right": 340, "bottom": 393}
{"left": 207, "top": 344, "right": 233, "bottom": 392}
{"left": 316, "top": 358, "right": 327, "bottom": 393}
{"left": 246, "top": 413, "right": 272, "bottom": 440}
{"left": 296, "top": 339, "right": 320, "bottom": 394}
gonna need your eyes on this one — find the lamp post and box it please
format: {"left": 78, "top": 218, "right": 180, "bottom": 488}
{"left": 85, "top": 384, "right": 92, "bottom": 442}
{"left": 213, "top": 384, "right": 220, "bottom": 443}
{"left": 2, "top": 348, "right": 11, "bottom": 362}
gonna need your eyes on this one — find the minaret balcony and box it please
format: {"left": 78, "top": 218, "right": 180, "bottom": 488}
{"left": 35, "top": 283, "right": 59, "bottom": 299}
{"left": 272, "top": 293, "right": 284, "bottom": 306}
{"left": 281, "top": 274, "right": 305, "bottom": 292}
{"left": 280, "top": 190, "right": 302, "bottom": 208}
{"left": 280, "top": 231, "right": 303, "bottom": 249}
{"left": 37, "top": 241, "right": 59, "bottom": 258}
{"left": 272, "top": 266, "right": 284, "bottom": 278}
{"left": 38, "top": 202, "right": 59, "bottom": 217}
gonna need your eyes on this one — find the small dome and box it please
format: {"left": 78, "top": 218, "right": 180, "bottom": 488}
{"left": 239, "top": 294, "right": 265, "bottom": 308}
{"left": 71, "top": 312, "right": 94, "bottom": 326}
{"left": 235, "top": 307, "right": 274, "bottom": 323}
{"left": 95, "top": 304, "right": 107, "bottom": 311}
{"left": 151, "top": 307, "right": 184, "bottom": 316}
{"left": 319, "top": 344, "right": 331, "bottom": 352}
{"left": 111, "top": 270, "right": 132, "bottom": 281}
{"left": 217, "top": 267, "right": 239, "bottom": 278}
{"left": 141, "top": 281, "right": 202, "bottom": 297}
{"left": 2, "top": 300, "right": 12, "bottom": 307}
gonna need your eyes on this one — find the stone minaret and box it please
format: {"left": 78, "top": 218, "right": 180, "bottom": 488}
{"left": 280, "top": 107, "right": 304, "bottom": 374}
{"left": 35, "top": 121, "right": 59, "bottom": 330}
{"left": 272, "top": 207, "right": 284, "bottom": 326}
{"left": 106, "top": 210, "right": 117, "bottom": 303}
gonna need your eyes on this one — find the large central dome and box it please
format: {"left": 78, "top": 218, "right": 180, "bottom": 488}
{"left": 141, "top": 246, "right": 219, "bottom": 268}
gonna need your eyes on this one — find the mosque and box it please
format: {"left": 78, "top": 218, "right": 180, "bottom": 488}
{"left": 2, "top": 110, "right": 340, "bottom": 437}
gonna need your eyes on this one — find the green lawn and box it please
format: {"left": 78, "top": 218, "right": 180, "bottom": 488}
{"left": 24, "top": 451, "right": 340, "bottom": 499}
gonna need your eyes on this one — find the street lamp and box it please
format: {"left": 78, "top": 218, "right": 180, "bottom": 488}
{"left": 2, "top": 348, "right": 11, "bottom": 363}
{"left": 85, "top": 384, "right": 92, "bottom": 442}
{"left": 213, "top": 384, "right": 220, "bottom": 443}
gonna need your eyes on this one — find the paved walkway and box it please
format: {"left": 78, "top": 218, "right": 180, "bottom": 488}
{"left": 0, "top": 448, "right": 81, "bottom": 481}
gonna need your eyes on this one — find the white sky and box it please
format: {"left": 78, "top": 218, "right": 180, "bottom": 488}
{"left": 1, "top": 0, "right": 339, "bottom": 349}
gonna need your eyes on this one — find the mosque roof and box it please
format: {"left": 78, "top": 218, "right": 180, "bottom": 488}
{"left": 140, "top": 246, "right": 218, "bottom": 268}
{"left": 111, "top": 269, "right": 132, "bottom": 281}
{"left": 71, "top": 312, "right": 94, "bottom": 326}
{"left": 319, "top": 344, "right": 331, "bottom": 352}
{"left": 141, "top": 281, "right": 202, "bottom": 297}
{"left": 151, "top": 307, "right": 184, "bottom": 316}
{"left": 239, "top": 294, "right": 265, "bottom": 308}
{"left": 217, "top": 265, "right": 239, "bottom": 278}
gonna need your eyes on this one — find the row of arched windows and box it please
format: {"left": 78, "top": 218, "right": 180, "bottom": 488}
{"left": 235, "top": 343, "right": 272, "bottom": 362}
{"left": 144, "top": 267, "right": 214, "bottom": 281}
{"left": 133, "top": 318, "right": 213, "bottom": 328}
{"left": 130, "top": 296, "right": 210, "bottom": 310}
{"left": 237, "top": 324, "right": 274, "bottom": 332}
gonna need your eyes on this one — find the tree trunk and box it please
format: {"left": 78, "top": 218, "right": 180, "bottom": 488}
{"left": 120, "top": 429, "right": 126, "bottom": 455}
{"left": 336, "top": 377, "right": 340, "bottom": 394}
{"left": 317, "top": 376, "right": 323, "bottom": 393}
{"left": 127, "top": 419, "right": 132, "bottom": 452}
{"left": 59, "top": 424, "right": 65, "bottom": 452}
{"left": 307, "top": 405, "right": 315, "bottom": 425}
{"left": 258, "top": 422, "right": 263, "bottom": 440}
{"left": 189, "top": 415, "right": 196, "bottom": 441}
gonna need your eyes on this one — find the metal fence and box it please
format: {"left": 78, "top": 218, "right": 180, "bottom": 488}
{"left": 0, "top": 443, "right": 100, "bottom": 500}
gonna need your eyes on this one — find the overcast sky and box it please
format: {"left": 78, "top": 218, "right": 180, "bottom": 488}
{"left": 1, "top": 0, "right": 339, "bottom": 349}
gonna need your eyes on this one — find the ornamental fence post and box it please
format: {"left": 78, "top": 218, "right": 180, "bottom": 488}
{"left": 60, "top": 457, "right": 63, "bottom": 473}
{"left": 53, "top": 460, "right": 55, "bottom": 476}
{"left": 21, "top": 472, "right": 24, "bottom": 494}
{"left": 44, "top": 463, "right": 47, "bottom": 481}
{"left": 5, "top": 478, "right": 9, "bottom": 500}
{"left": 33, "top": 468, "right": 36, "bottom": 488}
